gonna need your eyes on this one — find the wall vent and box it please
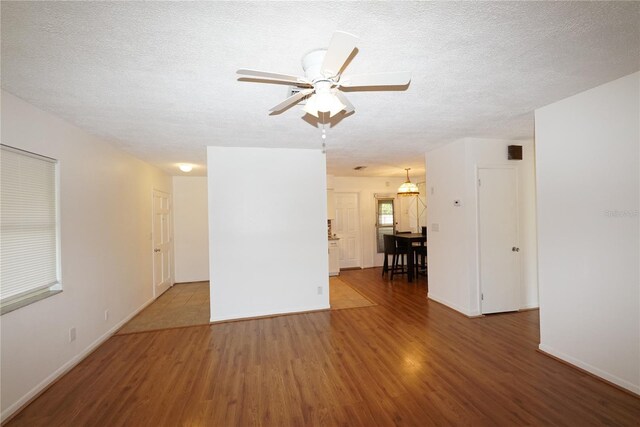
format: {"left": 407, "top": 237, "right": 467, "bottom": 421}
{"left": 288, "top": 86, "right": 311, "bottom": 105}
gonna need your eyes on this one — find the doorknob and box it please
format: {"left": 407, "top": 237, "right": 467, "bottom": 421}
{"left": 512, "top": 247, "right": 520, "bottom": 252}
{"left": 154, "top": 248, "right": 161, "bottom": 253}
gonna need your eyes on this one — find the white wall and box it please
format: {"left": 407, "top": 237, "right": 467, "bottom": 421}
{"left": 426, "top": 138, "right": 538, "bottom": 316}
{"left": 207, "top": 146, "right": 329, "bottom": 321}
{"left": 535, "top": 72, "right": 639, "bottom": 394}
{"left": 0, "top": 91, "right": 172, "bottom": 421}
{"left": 332, "top": 176, "right": 407, "bottom": 268}
{"left": 424, "top": 140, "right": 471, "bottom": 313}
{"left": 173, "top": 176, "right": 209, "bottom": 282}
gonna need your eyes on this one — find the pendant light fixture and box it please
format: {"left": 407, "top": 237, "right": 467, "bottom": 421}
{"left": 397, "top": 168, "right": 420, "bottom": 197}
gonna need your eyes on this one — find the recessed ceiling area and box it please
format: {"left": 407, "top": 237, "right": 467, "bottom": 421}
{"left": 1, "top": 2, "right": 638, "bottom": 177}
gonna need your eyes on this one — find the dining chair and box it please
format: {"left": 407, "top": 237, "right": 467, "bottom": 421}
{"left": 382, "top": 234, "right": 408, "bottom": 279}
{"left": 392, "top": 233, "right": 411, "bottom": 279}
{"left": 414, "top": 228, "right": 428, "bottom": 278}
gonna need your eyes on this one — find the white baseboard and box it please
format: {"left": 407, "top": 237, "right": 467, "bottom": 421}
{"left": 427, "top": 293, "right": 472, "bottom": 317}
{"left": 538, "top": 343, "right": 640, "bottom": 395}
{"left": 1, "top": 297, "right": 156, "bottom": 423}
{"left": 210, "top": 304, "right": 331, "bottom": 323}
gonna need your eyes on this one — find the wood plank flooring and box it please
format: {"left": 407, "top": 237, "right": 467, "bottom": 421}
{"left": 7, "top": 269, "right": 640, "bottom": 426}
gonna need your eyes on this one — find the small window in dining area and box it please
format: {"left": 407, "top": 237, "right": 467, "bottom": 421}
{"left": 376, "top": 198, "right": 395, "bottom": 253}
{"left": 1, "top": 145, "right": 61, "bottom": 315}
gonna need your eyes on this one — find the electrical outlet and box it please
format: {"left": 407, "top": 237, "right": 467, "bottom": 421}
{"left": 317, "top": 286, "right": 323, "bottom": 295}
{"left": 104, "top": 310, "right": 109, "bottom": 321}
{"left": 69, "top": 327, "right": 76, "bottom": 343}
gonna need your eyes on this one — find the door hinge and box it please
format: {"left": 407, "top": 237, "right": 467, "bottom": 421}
{"left": 481, "top": 293, "right": 484, "bottom": 301}
{"left": 478, "top": 179, "right": 481, "bottom": 186}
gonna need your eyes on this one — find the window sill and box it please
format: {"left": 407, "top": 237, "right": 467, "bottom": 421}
{"left": 1, "top": 290, "right": 63, "bottom": 315}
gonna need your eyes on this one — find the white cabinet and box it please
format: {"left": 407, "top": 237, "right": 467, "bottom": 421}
{"left": 328, "top": 239, "right": 340, "bottom": 276}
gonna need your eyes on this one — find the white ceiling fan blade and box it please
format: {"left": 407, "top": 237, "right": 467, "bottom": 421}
{"left": 269, "top": 89, "right": 314, "bottom": 112}
{"left": 237, "top": 69, "right": 311, "bottom": 85}
{"left": 334, "top": 91, "right": 355, "bottom": 114}
{"left": 320, "top": 31, "right": 359, "bottom": 77}
{"left": 341, "top": 71, "right": 412, "bottom": 88}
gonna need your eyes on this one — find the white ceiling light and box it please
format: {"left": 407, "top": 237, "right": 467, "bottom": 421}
{"left": 397, "top": 168, "right": 420, "bottom": 197}
{"left": 302, "top": 92, "right": 346, "bottom": 118}
{"left": 179, "top": 164, "right": 193, "bottom": 172}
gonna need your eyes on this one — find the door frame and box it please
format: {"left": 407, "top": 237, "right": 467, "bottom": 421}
{"left": 334, "top": 191, "right": 363, "bottom": 269}
{"left": 152, "top": 188, "right": 174, "bottom": 298}
{"left": 475, "top": 165, "right": 521, "bottom": 313}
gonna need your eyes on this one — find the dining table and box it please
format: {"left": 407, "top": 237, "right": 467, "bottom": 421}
{"left": 394, "top": 233, "right": 427, "bottom": 283}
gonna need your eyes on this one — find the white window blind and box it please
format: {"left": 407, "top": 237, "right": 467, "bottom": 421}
{"left": 1, "top": 145, "right": 59, "bottom": 305}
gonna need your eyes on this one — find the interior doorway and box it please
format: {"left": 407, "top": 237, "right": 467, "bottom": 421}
{"left": 334, "top": 192, "right": 361, "bottom": 269}
{"left": 152, "top": 189, "right": 172, "bottom": 298}
{"left": 477, "top": 167, "right": 520, "bottom": 314}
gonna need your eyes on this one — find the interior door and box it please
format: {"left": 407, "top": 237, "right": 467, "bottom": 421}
{"left": 478, "top": 168, "right": 520, "bottom": 314}
{"left": 153, "top": 189, "right": 172, "bottom": 297}
{"left": 334, "top": 192, "right": 361, "bottom": 269}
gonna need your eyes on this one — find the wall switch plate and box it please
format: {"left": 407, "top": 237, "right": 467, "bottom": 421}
{"left": 104, "top": 310, "right": 109, "bottom": 321}
{"left": 69, "top": 327, "right": 76, "bottom": 343}
{"left": 317, "top": 286, "right": 323, "bottom": 295}
{"left": 432, "top": 223, "right": 440, "bottom": 232}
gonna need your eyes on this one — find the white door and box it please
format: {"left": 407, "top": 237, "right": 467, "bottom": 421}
{"left": 478, "top": 168, "right": 520, "bottom": 314}
{"left": 334, "top": 192, "right": 361, "bottom": 269}
{"left": 152, "top": 189, "right": 172, "bottom": 297}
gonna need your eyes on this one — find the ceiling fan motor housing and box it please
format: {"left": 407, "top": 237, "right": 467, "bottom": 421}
{"left": 302, "top": 49, "right": 329, "bottom": 82}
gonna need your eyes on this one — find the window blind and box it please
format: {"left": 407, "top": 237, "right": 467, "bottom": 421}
{"left": 1, "top": 145, "right": 59, "bottom": 304}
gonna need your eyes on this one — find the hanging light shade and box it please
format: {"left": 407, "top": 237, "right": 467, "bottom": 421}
{"left": 397, "top": 168, "right": 420, "bottom": 197}
{"left": 303, "top": 84, "right": 346, "bottom": 118}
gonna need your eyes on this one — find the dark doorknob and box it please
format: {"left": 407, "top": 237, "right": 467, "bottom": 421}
{"left": 512, "top": 247, "right": 520, "bottom": 252}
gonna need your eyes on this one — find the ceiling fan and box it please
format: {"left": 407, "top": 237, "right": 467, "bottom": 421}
{"left": 237, "top": 31, "right": 411, "bottom": 118}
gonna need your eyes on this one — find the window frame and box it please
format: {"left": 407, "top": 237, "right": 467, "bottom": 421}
{"left": 375, "top": 196, "right": 396, "bottom": 253}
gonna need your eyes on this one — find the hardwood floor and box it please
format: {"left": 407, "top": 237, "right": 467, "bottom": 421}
{"left": 7, "top": 269, "right": 640, "bottom": 426}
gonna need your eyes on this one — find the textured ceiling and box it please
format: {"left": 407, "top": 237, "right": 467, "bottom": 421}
{"left": 2, "top": 2, "right": 639, "bottom": 177}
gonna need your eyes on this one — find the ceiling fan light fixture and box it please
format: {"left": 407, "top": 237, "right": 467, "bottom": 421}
{"left": 397, "top": 168, "right": 420, "bottom": 197}
{"left": 302, "top": 94, "right": 320, "bottom": 118}
{"left": 303, "top": 92, "right": 346, "bottom": 118}
{"left": 328, "top": 96, "right": 346, "bottom": 117}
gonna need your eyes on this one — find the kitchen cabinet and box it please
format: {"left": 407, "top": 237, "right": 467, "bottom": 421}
{"left": 328, "top": 239, "right": 340, "bottom": 276}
